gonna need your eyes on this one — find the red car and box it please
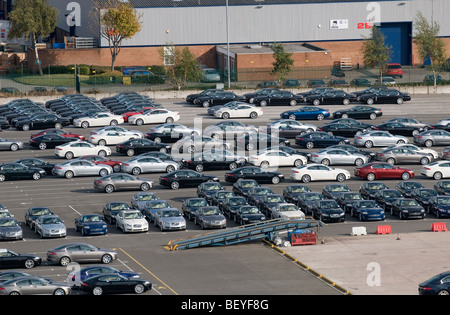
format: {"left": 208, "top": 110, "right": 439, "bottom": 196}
{"left": 76, "top": 155, "right": 123, "bottom": 173}
{"left": 31, "top": 129, "right": 85, "bottom": 141}
{"left": 354, "top": 162, "right": 414, "bottom": 181}
{"left": 122, "top": 106, "right": 160, "bottom": 122}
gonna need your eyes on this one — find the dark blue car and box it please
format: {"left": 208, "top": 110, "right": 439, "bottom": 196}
{"left": 74, "top": 214, "right": 108, "bottom": 236}
{"left": 295, "top": 131, "right": 349, "bottom": 149}
{"left": 280, "top": 106, "right": 330, "bottom": 121}
{"left": 427, "top": 195, "right": 450, "bottom": 218}
{"left": 68, "top": 265, "right": 141, "bottom": 287}
{"left": 419, "top": 271, "right": 450, "bottom": 295}
{"left": 350, "top": 200, "right": 385, "bottom": 221}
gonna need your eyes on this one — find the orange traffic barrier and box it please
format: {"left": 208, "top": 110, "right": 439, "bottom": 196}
{"left": 290, "top": 231, "right": 317, "bottom": 246}
{"left": 431, "top": 222, "right": 448, "bottom": 232}
{"left": 375, "top": 225, "right": 392, "bottom": 235}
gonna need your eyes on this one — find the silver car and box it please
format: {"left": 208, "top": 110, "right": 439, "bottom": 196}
{"left": 375, "top": 147, "right": 434, "bottom": 165}
{"left": 131, "top": 192, "right": 159, "bottom": 211}
{"left": 414, "top": 130, "right": 450, "bottom": 147}
{"left": 203, "top": 121, "right": 258, "bottom": 140}
{"left": 193, "top": 206, "right": 227, "bottom": 229}
{"left": 93, "top": 173, "right": 154, "bottom": 193}
{"left": 174, "top": 135, "right": 232, "bottom": 154}
{"left": 0, "top": 276, "right": 71, "bottom": 295}
{"left": 34, "top": 214, "right": 66, "bottom": 238}
{"left": 354, "top": 130, "right": 409, "bottom": 148}
{"left": 0, "top": 137, "right": 24, "bottom": 151}
{"left": 153, "top": 208, "right": 186, "bottom": 231}
{"left": 47, "top": 242, "right": 118, "bottom": 266}
{"left": 53, "top": 160, "right": 113, "bottom": 178}
{"left": 121, "top": 156, "right": 179, "bottom": 175}
{"left": 0, "top": 217, "right": 23, "bottom": 240}
{"left": 310, "top": 148, "right": 369, "bottom": 166}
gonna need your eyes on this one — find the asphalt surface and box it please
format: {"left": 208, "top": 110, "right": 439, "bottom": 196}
{"left": 0, "top": 93, "right": 449, "bottom": 300}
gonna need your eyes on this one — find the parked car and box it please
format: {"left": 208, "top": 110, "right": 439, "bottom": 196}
{"left": 350, "top": 200, "right": 385, "bottom": 221}
{"left": 374, "top": 122, "right": 424, "bottom": 137}
{"left": 115, "top": 209, "right": 149, "bottom": 233}
{"left": 174, "top": 135, "right": 231, "bottom": 154}
{"left": 384, "top": 63, "right": 403, "bottom": 78}
{"left": 46, "top": 242, "right": 117, "bottom": 266}
{"left": 270, "top": 203, "right": 305, "bottom": 220}
{"left": 14, "top": 158, "right": 55, "bottom": 175}
{"left": 419, "top": 271, "right": 450, "bottom": 295}
{"left": 88, "top": 131, "right": 142, "bottom": 146}
{"left": 153, "top": 208, "right": 186, "bottom": 231}
{"left": 359, "top": 181, "right": 388, "bottom": 200}
{"left": 373, "top": 189, "right": 403, "bottom": 211}
{"left": 186, "top": 89, "right": 224, "bottom": 104}
{"left": 354, "top": 162, "right": 414, "bottom": 181}
{"left": 266, "top": 119, "right": 318, "bottom": 138}
{"left": 283, "top": 185, "right": 311, "bottom": 204}
{"left": 310, "top": 200, "right": 345, "bottom": 222}
{"left": 249, "top": 149, "right": 308, "bottom": 168}
{"left": 256, "top": 194, "right": 286, "bottom": 217}
{"left": 0, "top": 137, "right": 24, "bottom": 151}
{"left": 34, "top": 214, "right": 66, "bottom": 239}
{"left": 55, "top": 141, "right": 112, "bottom": 159}
{"left": 0, "top": 217, "right": 23, "bottom": 241}
{"left": 318, "top": 123, "right": 368, "bottom": 137}
{"left": 221, "top": 196, "right": 248, "bottom": 219}
{"left": 128, "top": 109, "right": 180, "bottom": 125}
{"left": 24, "top": 207, "right": 53, "bottom": 229}
{"left": 350, "top": 78, "right": 371, "bottom": 87}
{"left": 305, "top": 89, "right": 356, "bottom": 106}
{"left": 94, "top": 173, "right": 154, "bottom": 194}
{"left": 214, "top": 103, "right": 263, "bottom": 119}
{"left": 68, "top": 265, "right": 141, "bottom": 287}
{"left": 253, "top": 90, "right": 304, "bottom": 107}
{"left": 410, "top": 188, "right": 438, "bottom": 208}
{"left": 0, "top": 163, "right": 46, "bottom": 181}
{"left": 421, "top": 161, "right": 450, "bottom": 179}
{"left": 235, "top": 133, "right": 290, "bottom": 151}
{"left": 224, "top": 166, "right": 285, "bottom": 185}
{"left": 116, "top": 138, "right": 171, "bottom": 156}
{"left": 359, "top": 88, "right": 411, "bottom": 104}
{"left": 74, "top": 214, "right": 108, "bottom": 236}
{"left": 390, "top": 198, "right": 426, "bottom": 219}
{"left": 354, "top": 130, "right": 409, "bottom": 148}
{"left": 289, "top": 163, "right": 350, "bottom": 183}
{"left": 121, "top": 156, "right": 178, "bottom": 175}
{"left": 53, "top": 160, "right": 113, "bottom": 178}
{"left": 202, "top": 68, "right": 221, "bottom": 82}
{"left": 143, "top": 200, "right": 172, "bottom": 222}
{"left": 309, "top": 148, "right": 369, "bottom": 166}
{"left": 232, "top": 179, "right": 260, "bottom": 198}
{"left": 193, "top": 206, "right": 227, "bottom": 229}
{"left": 336, "top": 192, "right": 364, "bottom": 213}
{"left": 29, "top": 134, "right": 79, "bottom": 150}
{"left": 426, "top": 196, "right": 450, "bottom": 218}
{"left": 396, "top": 181, "right": 424, "bottom": 198}
{"left": 332, "top": 105, "right": 382, "bottom": 120}
{"left": 0, "top": 276, "right": 71, "bottom": 295}
{"left": 15, "top": 114, "right": 70, "bottom": 131}
{"left": 159, "top": 170, "right": 219, "bottom": 190}
{"left": 0, "top": 249, "right": 42, "bottom": 269}
{"left": 80, "top": 273, "right": 152, "bottom": 295}
{"left": 76, "top": 155, "right": 124, "bottom": 173}
{"left": 294, "top": 131, "right": 350, "bottom": 149}
{"left": 234, "top": 205, "right": 265, "bottom": 225}
{"left": 203, "top": 121, "right": 258, "bottom": 140}
{"left": 280, "top": 106, "right": 331, "bottom": 121}
{"left": 243, "top": 88, "right": 280, "bottom": 104}
{"left": 296, "top": 192, "right": 325, "bottom": 215}
{"left": 414, "top": 130, "right": 450, "bottom": 147}
{"left": 182, "top": 151, "right": 245, "bottom": 172}
{"left": 322, "top": 183, "right": 351, "bottom": 200}
{"left": 73, "top": 112, "right": 124, "bottom": 128}
{"left": 246, "top": 186, "right": 274, "bottom": 206}
{"left": 375, "top": 147, "right": 434, "bottom": 165}
{"left": 196, "top": 182, "right": 225, "bottom": 203}
{"left": 193, "top": 91, "right": 245, "bottom": 108}
{"left": 181, "top": 198, "right": 209, "bottom": 221}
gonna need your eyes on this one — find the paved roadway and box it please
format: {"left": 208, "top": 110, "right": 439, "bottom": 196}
{"left": 1, "top": 94, "right": 450, "bottom": 300}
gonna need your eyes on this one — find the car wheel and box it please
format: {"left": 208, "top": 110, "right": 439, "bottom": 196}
{"left": 246, "top": 143, "right": 254, "bottom": 151}
{"left": 202, "top": 101, "right": 210, "bottom": 108}
{"left": 59, "top": 256, "right": 71, "bottom": 266}
{"left": 317, "top": 114, "right": 325, "bottom": 121}
{"left": 396, "top": 98, "right": 404, "bottom": 105}
{"left": 434, "top": 172, "right": 443, "bottom": 180}
{"left": 127, "top": 149, "right": 135, "bottom": 156}
{"left": 93, "top": 286, "right": 104, "bottom": 295}
{"left": 250, "top": 112, "right": 258, "bottom": 119}
{"left": 134, "top": 284, "right": 146, "bottom": 294}
{"left": 294, "top": 159, "right": 304, "bottom": 167}
{"left": 290, "top": 100, "right": 297, "bottom": 106}
{"left": 425, "top": 139, "right": 433, "bottom": 147}
{"left": 98, "top": 150, "right": 107, "bottom": 157}
{"left": 24, "top": 259, "right": 35, "bottom": 269}
{"left": 53, "top": 288, "right": 67, "bottom": 296}
{"left": 166, "top": 117, "right": 174, "bottom": 123}
{"left": 136, "top": 118, "right": 144, "bottom": 126}
{"left": 306, "top": 141, "right": 314, "bottom": 149}
{"left": 355, "top": 158, "right": 364, "bottom": 166}
{"left": 229, "top": 162, "right": 238, "bottom": 170}
{"left": 55, "top": 123, "right": 63, "bottom": 129}
{"left": 166, "top": 165, "right": 176, "bottom": 173}
{"left": 81, "top": 121, "right": 89, "bottom": 128}
{"left": 153, "top": 137, "right": 161, "bottom": 144}
{"left": 412, "top": 130, "right": 420, "bottom": 136}
{"left": 0, "top": 174, "right": 5, "bottom": 182}
{"left": 438, "top": 290, "right": 450, "bottom": 295}
{"left": 321, "top": 158, "right": 330, "bottom": 166}
{"left": 336, "top": 173, "right": 346, "bottom": 182}
{"left": 289, "top": 114, "right": 297, "bottom": 120}
{"left": 32, "top": 172, "right": 41, "bottom": 180}
{"left": 260, "top": 161, "right": 270, "bottom": 168}
{"left": 369, "top": 113, "right": 377, "bottom": 120}
{"left": 386, "top": 157, "right": 395, "bottom": 164}
{"left": 195, "top": 164, "right": 204, "bottom": 172}
{"left": 99, "top": 168, "right": 109, "bottom": 177}
{"left": 113, "top": 164, "right": 121, "bottom": 172}
{"left": 104, "top": 184, "right": 114, "bottom": 193}
{"left": 38, "top": 142, "right": 47, "bottom": 150}
{"left": 313, "top": 99, "right": 320, "bottom": 106}
{"left": 171, "top": 181, "right": 180, "bottom": 190}
{"left": 65, "top": 151, "right": 74, "bottom": 159}
{"left": 343, "top": 99, "right": 350, "bottom": 105}
{"left": 420, "top": 157, "right": 430, "bottom": 165}
{"left": 101, "top": 254, "right": 113, "bottom": 264}
{"left": 366, "top": 98, "right": 374, "bottom": 105}
{"left": 259, "top": 100, "right": 267, "bottom": 107}
{"left": 132, "top": 167, "right": 141, "bottom": 175}
{"left": 98, "top": 139, "right": 107, "bottom": 146}
{"left": 140, "top": 183, "right": 150, "bottom": 191}
{"left": 22, "top": 124, "right": 30, "bottom": 131}
{"left": 110, "top": 120, "right": 118, "bottom": 126}
{"left": 364, "top": 140, "right": 373, "bottom": 148}
{"left": 401, "top": 172, "right": 411, "bottom": 180}
{"left": 65, "top": 170, "right": 74, "bottom": 179}
{"left": 366, "top": 173, "right": 376, "bottom": 181}
{"left": 341, "top": 114, "right": 348, "bottom": 119}
{"left": 271, "top": 176, "right": 280, "bottom": 184}
{"left": 301, "top": 174, "right": 311, "bottom": 183}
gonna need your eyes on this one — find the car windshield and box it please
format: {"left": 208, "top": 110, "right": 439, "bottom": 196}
{"left": 403, "top": 182, "right": 422, "bottom": 189}
{"left": 189, "top": 200, "right": 208, "bottom": 207}
{"left": 241, "top": 181, "right": 258, "bottom": 188}
{"left": 383, "top": 191, "right": 402, "bottom": 198}
{"left": 359, "top": 201, "right": 378, "bottom": 208}
{"left": 305, "top": 194, "right": 321, "bottom": 201}
{"left": 279, "top": 205, "right": 298, "bottom": 212}
{"left": 137, "top": 194, "right": 157, "bottom": 201}
{"left": 30, "top": 208, "right": 51, "bottom": 216}
{"left": 0, "top": 212, "right": 10, "bottom": 218}
{"left": 162, "top": 210, "right": 181, "bottom": 217}
{"left": 319, "top": 201, "right": 339, "bottom": 209}
{"left": 202, "top": 208, "right": 221, "bottom": 216}
{"left": 217, "top": 192, "right": 234, "bottom": 198}
{"left": 442, "top": 182, "right": 450, "bottom": 189}
{"left": 267, "top": 196, "right": 284, "bottom": 203}
{"left": 123, "top": 212, "right": 143, "bottom": 219}
{"left": 437, "top": 198, "right": 450, "bottom": 205}
{"left": 400, "top": 200, "right": 419, "bottom": 206}
{"left": 255, "top": 188, "right": 272, "bottom": 195}
{"left": 82, "top": 215, "right": 102, "bottom": 222}
{"left": 229, "top": 198, "right": 247, "bottom": 206}
{"left": 42, "top": 217, "right": 62, "bottom": 224}
{"left": 344, "top": 194, "right": 362, "bottom": 200}
{"left": 110, "top": 203, "right": 130, "bottom": 211}
{"left": 329, "top": 185, "right": 349, "bottom": 192}
{"left": 150, "top": 201, "right": 170, "bottom": 209}
{"left": 366, "top": 183, "right": 386, "bottom": 189}
{"left": 420, "top": 190, "right": 437, "bottom": 197}
{"left": 241, "top": 207, "right": 260, "bottom": 214}
{"left": 290, "top": 186, "right": 309, "bottom": 193}
{"left": 203, "top": 183, "right": 222, "bottom": 191}
{"left": 0, "top": 218, "right": 16, "bottom": 227}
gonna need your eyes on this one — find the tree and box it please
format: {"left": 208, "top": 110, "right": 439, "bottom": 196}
{"left": 270, "top": 43, "right": 294, "bottom": 87}
{"left": 7, "top": 0, "right": 58, "bottom": 76}
{"left": 361, "top": 26, "right": 392, "bottom": 86}
{"left": 413, "top": 11, "right": 447, "bottom": 89}
{"left": 160, "top": 44, "right": 202, "bottom": 90}
{"left": 97, "top": 0, "right": 142, "bottom": 71}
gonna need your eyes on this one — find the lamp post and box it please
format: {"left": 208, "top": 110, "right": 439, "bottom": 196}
{"left": 226, "top": 0, "right": 231, "bottom": 88}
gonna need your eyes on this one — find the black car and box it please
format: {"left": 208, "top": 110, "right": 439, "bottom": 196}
{"left": 252, "top": 91, "right": 304, "bottom": 107}
{"left": 419, "top": 271, "right": 450, "bottom": 295}
{"left": 193, "top": 91, "right": 245, "bottom": 108}
{"left": 283, "top": 185, "right": 311, "bottom": 204}
{"left": 332, "top": 105, "right": 382, "bottom": 120}
{"left": 235, "top": 133, "right": 290, "bottom": 151}
{"left": 196, "top": 182, "right": 224, "bottom": 203}
{"left": 434, "top": 180, "right": 450, "bottom": 195}
{"left": 336, "top": 192, "right": 364, "bottom": 213}
{"left": 0, "top": 117, "right": 10, "bottom": 129}
{"left": 390, "top": 198, "right": 425, "bottom": 219}
{"left": 296, "top": 192, "right": 325, "bottom": 215}
{"left": 322, "top": 183, "right": 351, "bottom": 200}
{"left": 159, "top": 170, "right": 219, "bottom": 190}
{"left": 80, "top": 273, "right": 152, "bottom": 295}
{"left": 186, "top": 89, "right": 223, "bottom": 104}
{"left": 210, "top": 190, "right": 236, "bottom": 208}
{"left": 181, "top": 198, "right": 209, "bottom": 220}
{"left": 29, "top": 134, "right": 79, "bottom": 150}
{"left": 24, "top": 206, "right": 53, "bottom": 229}
{"left": 297, "top": 87, "right": 334, "bottom": 99}
{"left": 427, "top": 196, "right": 450, "bottom": 218}
{"left": 221, "top": 196, "right": 248, "bottom": 219}
{"left": 224, "top": 166, "right": 285, "bottom": 185}
{"left": 311, "top": 199, "right": 345, "bottom": 222}
{"left": 305, "top": 89, "right": 357, "bottom": 106}
{"left": 145, "top": 123, "right": 198, "bottom": 144}
{"left": 294, "top": 131, "right": 349, "bottom": 149}
{"left": 14, "top": 158, "right": 55, "bottom": 175}
{"left": 410, "top": 188, "right": 438, "bottom": 208}
{"left": 374, "top": 122, "right": 423, "bottom": 137}
{"left": 257, "top": 194, "right": 286, "bottom": 216}
{"left": 246, "top": 186, "right": 274, "bottom": 206}
{"left": 0, "top": 249, "right": 42, "bottom": 269}
{"left": 232, "top": 179, "right": 260, "bottom": 197}
{"left": 15, "top": 114, "right": 70, "bottom": 131}
{"left": 182, "top": 152, "right": 245, "bottom": 172}
{"left": 116, "top": 139, "right": 172, "bottom": 156}
{"left": 234, "top": 205, "right": 266, "bottom": 225}
{"left": 396, "top": 181, "right": 424, "bottom": 198}
{"left": 243, "top": 88, "right": 280, "bottom": 103}
{"left": 327, "top": 118, "right": 375, "bottom": 130}
{"left": 352, "top": 86, "right": 388, "bottom": 100}
{"left": 318, "top": 123, "right": 368, "bottom": 137}
{"left": 359, "top": 181, "right": 388, "bottom": 200}
{"left": 0, "top": 163, "right": 46, "bottom": 181}
{"left": 373, "top": 189, "right": 403, "bottom": 211}
{"left": 358, "top": 89, "right": 411, "bottom": 105}
{"left": 102, "top": 201, "right": 132, "bottom": 224}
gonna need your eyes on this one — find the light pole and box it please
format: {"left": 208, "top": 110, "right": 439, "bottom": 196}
{"left": 226, "top": 0, "right": 231, "bottom": 88}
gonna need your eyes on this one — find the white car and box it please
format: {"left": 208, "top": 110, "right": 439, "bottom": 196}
{"left": 354, "top": 130, "right": 409, "bottom": 148}
{"left": 128, "top": 109, "right": 180, "bottom": 126}
{"left": 89, "top": 131, "right": 140, "bottom": 146}
{"left": 115, "top": 209, "right": 149, "bottom": 233}
{"left": 270, "top": 203, "right": 305, "bottom": 220}
{"left": 90, "top": 126, "right": 144, "bottom": 139}
{"left": 55, "top": 141, "right": 112, "bottom": 159}
{"left": 214, "top": 104, "right": 263, "bottom": 119}
{"left": 290, "top": 163, "right": 351, "bottom": 183}
{"left": 421, "top": 161, "right": 450, "bottom": 179}
{"left": 73, "top": 112, "right": 125, "bottom": 128}
{"left": 249, "top": 149, "right": 307, "bottom": 168}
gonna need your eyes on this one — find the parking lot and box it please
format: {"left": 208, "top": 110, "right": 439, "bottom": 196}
{"left": 1, "top": 92, "right": 450, "bottom": 298}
